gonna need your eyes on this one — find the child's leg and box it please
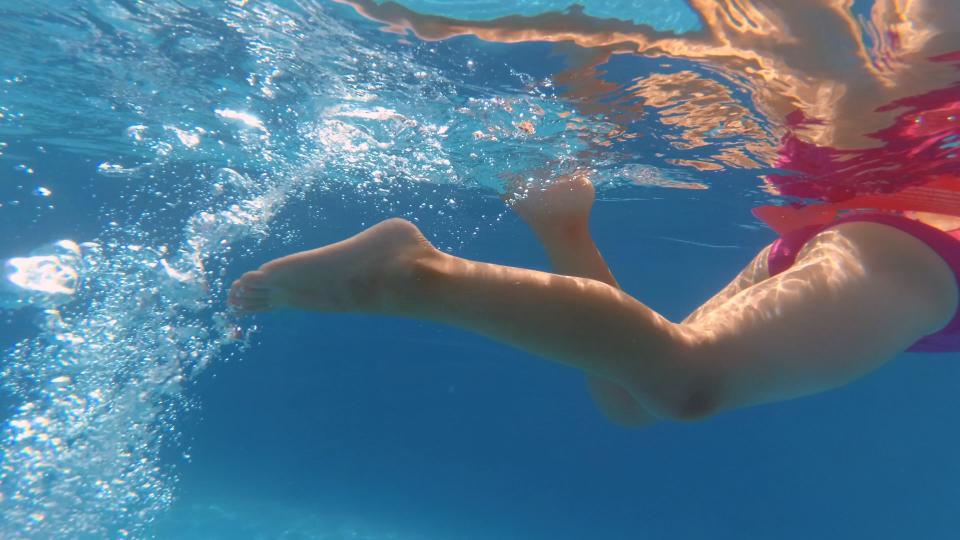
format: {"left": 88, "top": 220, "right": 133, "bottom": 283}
{"left": 508, "top": 174, "right": 777, "bottom": 326}
{"left": 509, "top": 174, "right": 655, "bottom": 426}
{"left": 682, "top": 244, "right": 772, "bottom": 325}
{"left": 230, "top": 217, "right": 956, "bottom": 420}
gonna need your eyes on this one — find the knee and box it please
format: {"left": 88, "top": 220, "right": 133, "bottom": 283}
{"left": 658, "top": 381, "right": 722, "bottom": 421}
{"left": 623, "top": 345, "right": 726, "bottom": 422}
{"left": 623, "top": 375, "right": 721, "bottom": 422}
{"left": 656, "top": 329, "right": 731, "bottom": 421}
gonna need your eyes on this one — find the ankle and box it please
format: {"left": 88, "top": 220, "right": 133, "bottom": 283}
{"left": 380, "top": 245, "right": 450, "bottom": 315}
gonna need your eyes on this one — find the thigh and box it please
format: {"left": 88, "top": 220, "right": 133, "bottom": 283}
{"left": 681, "top": 222, "right": 957, "bottom": 412}
{"left": 683, "top": 244, "right": 772, "bottom": 325}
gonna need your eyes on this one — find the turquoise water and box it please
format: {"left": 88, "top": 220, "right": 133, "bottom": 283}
{"left": 362, "top": 0, "right": 702, "bottom": 31}
{"left": 1, "top": 1, "right": 958, "bottom": 538}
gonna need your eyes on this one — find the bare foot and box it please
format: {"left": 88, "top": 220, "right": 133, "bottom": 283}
{"left": 506, "top": 172, "right": 596, "bottom": 238}
{"left": 229, "top": 218, "right": 439, "bottom": 313}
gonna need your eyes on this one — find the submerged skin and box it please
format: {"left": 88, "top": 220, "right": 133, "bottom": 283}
{"left": 229, "top": 175, "right": 958, "bottom": 424}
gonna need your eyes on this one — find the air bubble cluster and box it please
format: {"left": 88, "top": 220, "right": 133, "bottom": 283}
{"left": 0, "top": 0, "right": 674, "bottom": 537}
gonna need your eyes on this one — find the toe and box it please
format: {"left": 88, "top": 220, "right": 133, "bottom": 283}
{"left": 233, "top": 283, "right": 270, "bottom": 300}
{"left": 234, "top": 298, "right": 273, "bottom": 313}
{"left": 229, "top": 271, "right": 275, "bottom": 312}
{"left": 228, "top": 290, "right": 273, "bottom": 313}
{"left": 237, "top": 270, "right": 270, "bottom": 290}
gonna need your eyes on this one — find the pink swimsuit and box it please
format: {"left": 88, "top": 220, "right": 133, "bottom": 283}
{"left": 767, "top": 213, "right": 960, "bottom": 353}
{"left": 758, "top": 52, "right": 960, "bottom": 353}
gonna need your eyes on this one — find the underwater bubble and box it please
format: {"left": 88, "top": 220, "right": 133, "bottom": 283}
{"left": 126, "top": 125, "right": 148, "bottom": 142}
{"left": 97, "top": 162, "right": 140, "bottom": 177}
{"left": 1, "top": 240, "right": 83, "bottom": 309}
{"left": 166, "top": 126, "right": 204, "bottom": 148}
{"left": 215, "top": 108, "right": 268, "bottom": 133}
{"left": 211, "top": 167, "right": 259, "bottom": 199}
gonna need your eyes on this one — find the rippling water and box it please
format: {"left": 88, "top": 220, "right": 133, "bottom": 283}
{"left": 0, "top": 2, "right": 651, "bottom": 536}
{"left": 0, "top": 0, "right": 957, "bottom": 537}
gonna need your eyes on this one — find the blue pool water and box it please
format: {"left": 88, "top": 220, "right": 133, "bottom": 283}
{"left": 362, "top": 0, "right": 702, "bottom": 31}
{"left": 1, "top": 1, "right": 959, "bottom": 538}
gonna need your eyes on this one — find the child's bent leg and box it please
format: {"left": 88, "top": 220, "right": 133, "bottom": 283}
{"left": 509, "top": 175, "right": 781, "bottom": 423}
{"left": 509, "top": 175, "right": 655, "bottom": 426}
{"left": 231, "top": 218, "right": 956, "bottom": 420}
